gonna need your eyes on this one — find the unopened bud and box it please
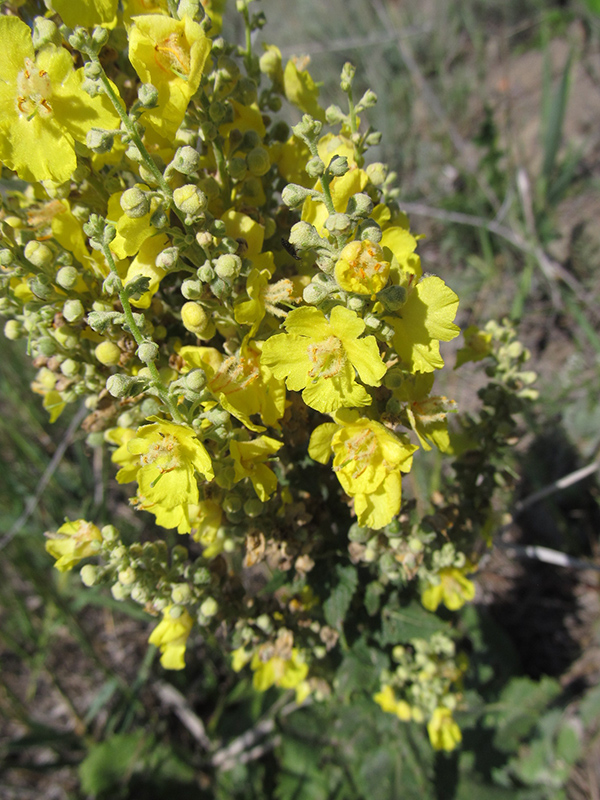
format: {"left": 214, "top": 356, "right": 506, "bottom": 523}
{"left": 24, "top": 240, "right": 53, "bottom": 268}
{"left": 138, "top": 82, "right": 159, "bottom": 108}
{"left": 120, "top": 187, "right": 150, "bottom": 219}
{"left": 136, "top": 341, "right": 159, "bottom": 363}
{"left": 246, "top": 146, "right": 270, "bottom": 177}
{"left": 55, "top": 266, "right": 79, "bottom": 290}
{"left": 171, "top": 145, "right": 200, "bottom": 175}
{"left": 214, "top": 253, "right": 242, "bottom": 281}
{"left": 282, "top": 183, "right": 314, "bottom": 209}
{"left": 95, "top": 341, "right": 121, "bottom": 366}
{"left": 63, "top": 299, "right": 85, "bottom": 322}
{"left": 173, "top": 185, "right": 208, "bottom": 218}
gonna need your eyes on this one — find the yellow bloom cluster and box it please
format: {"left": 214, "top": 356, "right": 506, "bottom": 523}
{"left": 0, "top": 0, "right": 511, "bottom": 755}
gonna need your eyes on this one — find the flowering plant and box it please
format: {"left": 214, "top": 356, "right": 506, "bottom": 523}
{"left": 0, "top": 0, "right": 536, "bottom": 752}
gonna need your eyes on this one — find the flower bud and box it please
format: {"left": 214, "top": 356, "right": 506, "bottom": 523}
{"left": 282, "top": 184, "right": 314, "bottom": 209}
{"left": 181, "top": 301, "right": 212, "bottom": 336}
{"left": 60, "top": 358, "right": 80, "bottom": 378}
{"left": 32, "top": 17, "right": 61, "bottom": 48}
{"left": 340, "top": 62, "right": 356, "bottom": 92}
{"left": 328, "top": 155, "right": 348, "bottom": 176}
{"left": 80, "top": 565, "right": 98, "bottom": 587}
{"left": 111, "top": 582, "right": 129, "bottom": 601}
{"left": 303, "top": 282, "right": 329, "bottom": 304}
{"left": 346, "top": 192, "right": 373, "bottom": 218}
{"left": 92, "top": 26, "right": 109, "bottom": 48}
{"left": 35, "top": 337, "right": 57, "bottom": 356}
{"left": 324, "top": 213, "right": 352, "bottom": 235}
{"left": 55, "top": 266, "right": 79, "bottom": 290}
{"left": 306, "top": 157, "right": 325, "bottom": 178}
{"left": 138, "top": 82, "right": 159, "bottom": 108}
{"left": 172, "top": 583, "right": 193, "bottom": 604}
{"left": 200, "top": 597, "right": 218, "bottom": 618}
{"left": 197, "top": 263, "right": 215, "bottom": 283}
{"left": 325, "top": 104, "right": 345, "bottom": 125}
{"left": 106, "top": 374, "right": 138, "bottom": 398}
{"left": 289, "top": 221, "right": 324, "bottom": 251}
{"left": 54, "top": 325, "right": 78, "bottom": 349}
{"left": 185, "top": 368, "right": 207, "bottom": 392}
{"left": 136, "top": 341, "right": 159, "bottom": 363}
{"left": 3, "top": 320, "right": 22, "bottom": 340}
{"left": 173, "top": 185, "right": 208, "bottom": 218}
{"left": 63, "top": 299, "right": 85, "bottom": 323}
{"left": 181, "top": 279, "right": 203, "bottom": 299}
{"left": 366, "top": 162, "right": 387, "bottom": 186}
{"left": 155, "top": 247, "right": 179, "bottom": 270}
{"left": 217, "top": 54, "right": 240, "bottom": 81}
{"left": 120, "top": 187, "right": 150, "bottom": 219}
{"left": 246, "top": 146, "right": 271, "bottom": 177}
{"left": 378, "top": 285, "right": 406, "bottom": 311}
{"left": 214, "top": 253, "right": 242, "bottom": 281}
{"left": 0, "top": 249, "right": 14, "bottom": 267}
{"left": 358, "top": 88, "right": 378, "bottom": 109}
{"left": 227, "top": 157, "right": 247, "bottom": 181}
{"left": 24, "top": 240, "right": 53, "bottom": 269}
{"left": 95, "top": 341, "right": 121, "bottom": 366}
{"left": 171, "top": 145, "right": 200, "bottom": 175}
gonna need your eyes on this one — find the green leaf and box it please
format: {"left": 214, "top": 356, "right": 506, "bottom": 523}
{"left": 336, "top": 637, "right": 389, "bottom": 697}
{"left": 78, "top": 731, "right": 146, "bottom": 794}
{"left": 323, "top": 564, "right": 358, "bottom": 630}
{"left": 376, "top": 600, "right": 449, "bottom": 647}
{"left": 487, "top": 676, "right": 562, "bottom": 754}
{"left": 364, "top": 581, "right": 384, "bottom": 616}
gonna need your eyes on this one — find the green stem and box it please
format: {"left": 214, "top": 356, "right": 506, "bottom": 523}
{"left": 318, "top": 171, "right": 336, "bottom": 216}
{"left": 212, "top": 139, "right": 231, "bottom": 206}
{"left": 94, "top": 64, "right": 173, "bottom": 201}
{"left": 101, "top": 242, "right": 183, "bottom": 422}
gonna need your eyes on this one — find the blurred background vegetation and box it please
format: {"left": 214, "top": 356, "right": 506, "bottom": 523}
{"left": 2, "top": 0, "right": 600, "bottom": 797}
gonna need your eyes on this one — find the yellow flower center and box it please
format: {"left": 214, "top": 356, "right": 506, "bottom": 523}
{"left": 261, "top": 279, "right": 294, "bottom": 318}
{"left": 16, "top": 58, "right": 53, "bottom": 120}
{"left": 210, "top": 354, "right": 259, "bottom": 395}
{"left": 307, "top": 335, "right": 346, "bottom": 380}
{"left": 154, "top": 32, "right": 191, "bottom": 79}
{"left": 336, "top": 428, "right": 379, "bottom": 479}
{"left": 336, "top": 240, "right": 390, "bottom": 294}
{"left": 141, "top": 433, "right": 181, "bottom": 472}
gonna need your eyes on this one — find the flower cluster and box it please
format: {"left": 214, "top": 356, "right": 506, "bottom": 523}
{"left": 0, "top": 0, "right": 535, "bottom": 752}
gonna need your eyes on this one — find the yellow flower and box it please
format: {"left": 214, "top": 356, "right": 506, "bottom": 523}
{"left": 389, "top": 276, "right": 460, "bottom": 373}
{"left": 309, "top": 410, "right": 417, "bottom": 529}
{"left": 302, "top": 168, "right": 369, "bottom": 235}
{"left": 261, "top": 305, "right": 386, "bottom": 414}
{"left": 128, "top": 14, "right": 212, "bottom": 138}
{"left": 373, "top": 685, "right": 412, "bottom": 721}
{"left": 49, "top": 0, "right": 118, "bottom": 28}
{"left": 421, "top": 566, "right": 476, "bottom": 612}
{"left": 283, "top": 57, "right": 325, "bottom": 122}
{"left": 45, "top": 519, "right": 102, "bottom": 572}
{"left": 427, "top": 707, "right": 462, "bottom": 751}
{"left": 124, "top": 233, "right": 170, "bottom": 308}
{"left": 394, "top": 373, "right": 457, "bottom": 452}
{"left": 251, "top": 648, "right": 310, "bottom": 701}
{"left": 234, "top": 268, "right": 297, "bottom": 336}
{"left": 148, "top": 605, "right": 194, "bottom": 670}
{"left": 180, "top": 340, "right": 286, "bottom": 429}
{"left": 126, "top": 417, "right": 214, "bottom": 532}
{"left": 230, "top": 436, "right": 283, "bottom": 501}
{"left": 335, "top": 239, "right": 390, "bottom": 296}
{"left": 106, "top": 427, "right": 139, "bottom": 484}
{"left": 0, "top": 17, "right": 120, "bottom": 183}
